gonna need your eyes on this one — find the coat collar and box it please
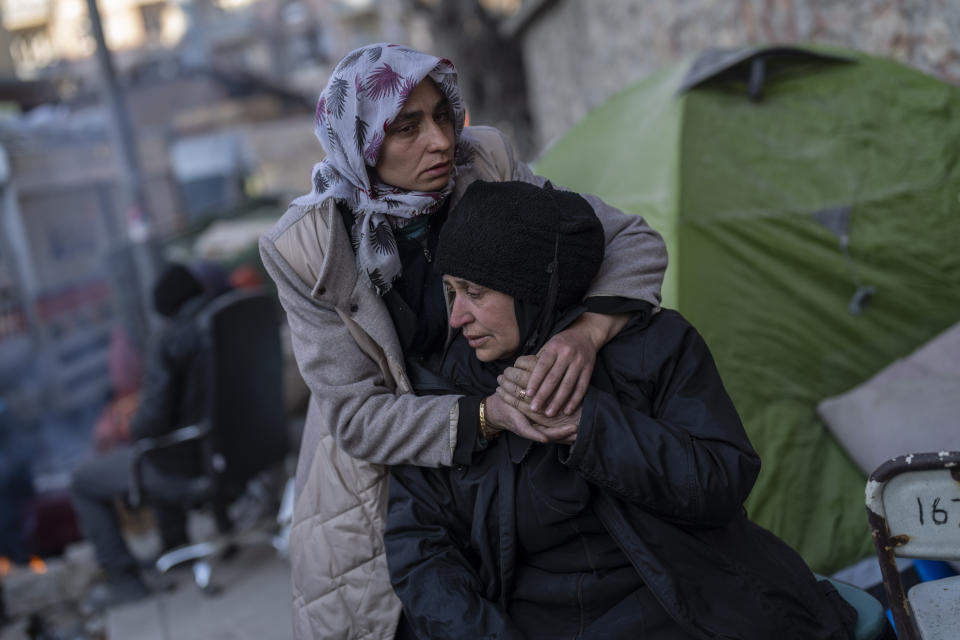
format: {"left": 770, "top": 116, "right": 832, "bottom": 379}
{"left": 311, "top": 199, "right": 406, "bottom": 372}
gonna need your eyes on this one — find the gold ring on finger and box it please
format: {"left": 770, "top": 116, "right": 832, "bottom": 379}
{"left": 518, "top": 389, "right": 527, "bottom": 402}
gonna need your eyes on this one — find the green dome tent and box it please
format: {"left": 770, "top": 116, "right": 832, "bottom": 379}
{"left": 536, "top": 45, "right": 960, "bottom": 573}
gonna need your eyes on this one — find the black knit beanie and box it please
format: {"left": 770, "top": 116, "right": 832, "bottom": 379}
{"left": 436, "top": 180, "right": 604, "bottom": 309}
{"left": 153, "top": 263, "right": 205, "bottom": 317}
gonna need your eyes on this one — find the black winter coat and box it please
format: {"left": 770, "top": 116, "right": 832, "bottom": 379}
{"left": 130, "top": 295, "right": 211, "bottom": 476}
{"left": 385, "top": 310, "right": 855, "bottom": 639}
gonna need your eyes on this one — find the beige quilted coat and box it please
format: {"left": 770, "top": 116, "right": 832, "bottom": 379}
{"left": 259, "top": 126, "right": 667, "bottom": 639}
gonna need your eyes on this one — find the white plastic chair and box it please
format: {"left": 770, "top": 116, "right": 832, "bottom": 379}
{"left": 865, "top": 451, "right": 960, "bottom": 640}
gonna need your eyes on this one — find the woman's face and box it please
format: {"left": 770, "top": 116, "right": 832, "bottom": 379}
{"left": 443, "top": 276, "right": 520, "bottom": 362}
{"left": 374, "top": 79, "right": 455, "bottom": 192}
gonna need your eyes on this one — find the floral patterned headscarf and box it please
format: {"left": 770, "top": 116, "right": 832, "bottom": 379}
{"left": 293, "top": 43, "right": 468, "bottom": 295}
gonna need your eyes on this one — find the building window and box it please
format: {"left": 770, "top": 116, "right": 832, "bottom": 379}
{"left": 140, "top": 2, "right": 165, "bottom": 42}
{"left": 10, "top": 26, "right": 54, "bottom": 71}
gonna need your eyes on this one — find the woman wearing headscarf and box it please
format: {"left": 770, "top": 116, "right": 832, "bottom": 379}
{"left": 259, "top": 44, "right": 667, "bottom": 638}
{"left": 385, "top": 181, "right": 856, "bottom": 640}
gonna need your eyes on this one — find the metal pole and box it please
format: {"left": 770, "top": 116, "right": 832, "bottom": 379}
{"left": 84, "top": 0, "right": 158, "bottom": 349}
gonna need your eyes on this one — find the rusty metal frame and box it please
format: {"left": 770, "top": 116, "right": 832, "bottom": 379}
{"left": 865, "top": 451, "right": 960, "bottom": 640}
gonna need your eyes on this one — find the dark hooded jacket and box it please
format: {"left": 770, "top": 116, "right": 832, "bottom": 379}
{"left": 385, "top": 308, "right": 856, "bottom": 639}
{"left": 131, "top": 261, "right": 230, "bottom": 476}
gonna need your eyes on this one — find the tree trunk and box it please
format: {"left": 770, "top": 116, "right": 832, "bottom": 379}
{"left": 412, "top": 0, "right": 535, "bottom": 160}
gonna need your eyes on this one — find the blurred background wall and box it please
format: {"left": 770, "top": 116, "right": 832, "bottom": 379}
{"left": 522, "top": 0, "right": 960, "bottom": 150}
{"left": 3, "top": 1, "right": 958, "bottom": 161}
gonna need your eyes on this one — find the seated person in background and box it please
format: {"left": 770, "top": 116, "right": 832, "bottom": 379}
{"left": 71, "top": 261, "right": 230, "bottom": 610}
{"left": 385, "top": 181, "right": 857, "bottom": 640}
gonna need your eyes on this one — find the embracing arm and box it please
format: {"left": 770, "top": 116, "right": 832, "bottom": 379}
{"left": 561, "top": 312, "right": 761, "bottom": 527}
{"left": 386, "top": 466, "right": 524, "bottom": 640}
{"left": 487, "top": 127, "right": 667, "bottom": 415}
{"left": 463, "top": 125, "right": 666, "bottom": 311}
{"left": 501, "top": 135, "right": 666, "bottom": 309}
{"left": 260, "top": 222, "right": 459, "bottom": 467}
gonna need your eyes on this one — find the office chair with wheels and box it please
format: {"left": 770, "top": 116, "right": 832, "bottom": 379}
{"left": 128, "top": 288, "right": 289, "bottom": 592}
{"left": 866, "top": 451, "right": 960, "bottom": 640}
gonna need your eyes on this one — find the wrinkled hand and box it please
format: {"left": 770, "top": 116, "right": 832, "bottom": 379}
{"left": 497, "top": 367, "right": 582, "bottom": 433}
{"left": 483, "top": 391, "right": 578, "bottom": 445}
{"left": 525, "top": 312, "right": 630, "bottom": 417}
{"left": 524, "top": 327, "right": 595, "bottom": 417}
{"left": 524, "top": 312, "right": 631, "bottom": 416}
{"left": 493, "top": 357, "right": 580, "bottom": 445}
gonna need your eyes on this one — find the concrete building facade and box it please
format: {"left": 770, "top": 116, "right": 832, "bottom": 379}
{"left": 522, "top": 0, "right": 960, "bottom": 151}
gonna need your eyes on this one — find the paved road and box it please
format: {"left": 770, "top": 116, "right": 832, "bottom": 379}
{"left": 106, "top": 544, "right": 292, "bottom": 640}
